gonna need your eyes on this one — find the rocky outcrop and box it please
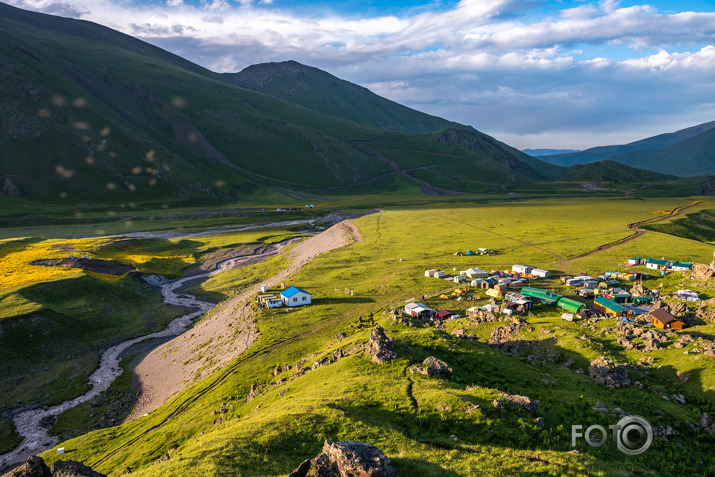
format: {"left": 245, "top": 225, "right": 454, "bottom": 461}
{"left": 691, "top": 263, "right": 714, "bottom": 281}
{"left": 289, "top": 440, "right": 397, "bottom": 477}
{"left": 367, "top": 326, "right": 397, "bottom": 364}
{"left": 52, "top": 461, "right": 106, "bottom": 477}
{"left": 246, "top": 384, "right": 261, "bottom": 403}
{"left": 6, "top": 456, "right": 50, "bottom": 477}
{"left": 629, "top": 283, "right": 650, "bottom": 297}
{"left": 588, "top": 357, "right": 631, "bottom": 388}
{"left": 498, "top": 393, "right": 539, "bottom": 415}
{"left": 6, "top": 457, "right": 105, "bottom": 477}
{"left": 410, "top": 356, "right": 452, "bottom": 376}
{"left": 2, "top": 177, "right": 20, "bottom": 197}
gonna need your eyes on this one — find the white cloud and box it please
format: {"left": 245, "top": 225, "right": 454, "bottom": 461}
{"left": 5, "top": 0, "right": 715, "bottom": 148}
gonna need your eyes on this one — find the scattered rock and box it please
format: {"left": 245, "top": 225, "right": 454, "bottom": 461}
{"left": 6, "top": 456, "right": 107, "bottom": 477}
{"left": 652, "top": 426, "right": 675, "bottom": 439}
{"left": 492, "top": 399, "right": 505, "bottom": 409}
{"left": 536, "top": 417, "right": 545, "bottom": 429}
{"left": 629, "top": 283, "right": 651, "bottom": 297}
{"left": 410, "top": 356, "right": 452, "bottom": 376}
{"left": 2, "top": 177, "right": 21, "bottom": 198}
{"left": 588, "top": 357, "right": 631, "bottom": 388}
{"left": 450, "top": 329, "right": 465, "bottom": 338}
{"left": 464, "top": 404, "right": 481, "bottom": 414}
{"left": 498, "top": 393, "right": 539, "bottom": 415}
{"left": 691, "top": 263, "right": 714, "bottom": 281}
{"left": 289, "top": 440, "right": 397, "bottom": 477}
{"left": 672, "top": 394, "right": 686, "bottom": 405}
{"left": 246, "top": 384, "right": 261, "bottom": 403}
{"left": 367, "top": 326, "right": 397, "bottom": 364}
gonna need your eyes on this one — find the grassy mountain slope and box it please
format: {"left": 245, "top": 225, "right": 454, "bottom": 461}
{"left": 561, "top": 160, "right": 678, "bottom": 184}
{"left": 224, "top": 60, "right": 463, "bottom": 135}
{"left": 0, "top": 4, "right": 554, "bottom": 205}
{"left": 539, "top": 120, "right": 715, "bottom": 169}
{"left": 606, "top": 127, "right": 715, "bottom": 177}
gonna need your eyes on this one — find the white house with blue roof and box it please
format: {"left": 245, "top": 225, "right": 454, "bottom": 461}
{"left": 280, "top": 286, "right": 312, "bottom": 307}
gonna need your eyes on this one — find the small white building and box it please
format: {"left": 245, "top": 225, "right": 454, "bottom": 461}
{"left": 531, "top": 268, "right": 551, "bottom": 278}
{"left": 628, "top": 257, "right": 643, "bottom": 265}
{"left": 434, "top": 270, "right": 447, "bottom": 278}
{"left": 405, "top": 302, "right": 431, "bottom": 317}
{"left": 280, "top": 286, "right": 312, "bottom": 307}
{"left": 512, "top": 264, "right": 534, "bottom": 274}
{"left": 453, "top": 274, "right": 467, "bottom": 283}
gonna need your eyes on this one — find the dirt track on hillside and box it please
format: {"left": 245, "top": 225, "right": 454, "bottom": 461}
{"left": 128, "top": 219, "right": 363, "bottom": 419}
{"left": 562, "top": 200, "right": 702, "bottom": 262}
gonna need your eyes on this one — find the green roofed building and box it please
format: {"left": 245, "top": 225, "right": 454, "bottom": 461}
{"left": 595, "top": 296, "right": 634, "bottom": 319}
{"left": 556, "top": 297, "right": 586, "bottom": 314}
{"left": 521, "top": 287, "right": 561, "bottom": 305}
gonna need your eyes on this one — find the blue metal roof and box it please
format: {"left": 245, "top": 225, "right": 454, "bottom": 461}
{"left": 280, "top": 286, "right": 310, "bottom": 298}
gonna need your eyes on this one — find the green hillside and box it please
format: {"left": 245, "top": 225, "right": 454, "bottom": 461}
{"left": 0, "top": 3, "right": 560, "bottom": 206}
{"left": 539, "top": 121, "right": 715, "bottom": 170}
{"left": 561, "top": 160, "right": 677, "bottom": 184}
{"left": 608, "top": 127, "right": 715, "bottom": 177}
{"left": 225, "top": 60, "right": 463, "bottom": 134}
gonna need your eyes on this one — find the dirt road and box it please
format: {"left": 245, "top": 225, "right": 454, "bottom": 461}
{"left": 128, "top": 220, "right": 363, "bottom": 418}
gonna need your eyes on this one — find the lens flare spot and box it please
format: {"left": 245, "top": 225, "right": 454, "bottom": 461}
{"left": 100, "top": 126, "right": 111, "bottom": 137}
{"left": 73, "top": 97, "right": 87, "bottom": 108}
{"left": 55, "top": 165, "right": 74, "bottom": 178}
{"left": 171, "top": 96, "right": 186, "bottom": 108}
{"left": 145, "top": 150, "right": 156, "bottom": 162}
{"left": 37, "top": 109, "right": 51, "bottom": 118}
{"left": 132, "top": 166, "right": 142, "bottom": 174}
{"left": 85, "top": 156, "right": 95, "bottom": 165}
{"left": 106, "top": 182, "right": 117, "bottom": 190}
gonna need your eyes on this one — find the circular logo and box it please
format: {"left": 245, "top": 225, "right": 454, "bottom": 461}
{"left": 615, "top": 415, "right": 653, "bottom": 456}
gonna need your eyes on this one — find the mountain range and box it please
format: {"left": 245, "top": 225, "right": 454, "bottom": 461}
{"left": 536, "top": 121, "right": 715, "bottom": 176}
{"left": 0, "top": 2, "right": 711, "bottom": 207}
{"left": 0, "top": 3, "right": 567, "bottom": 206}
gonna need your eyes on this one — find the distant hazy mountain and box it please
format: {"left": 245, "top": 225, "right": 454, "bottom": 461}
{"left": 538, "top": 121, "right": 715, "bottom": 176}
{"left": 522, "top": 148, "right": 580, "bottom": 156}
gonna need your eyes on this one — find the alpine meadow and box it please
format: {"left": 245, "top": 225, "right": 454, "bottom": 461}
{"left": 2, "top": 2, "right": 715, "bottom": 477}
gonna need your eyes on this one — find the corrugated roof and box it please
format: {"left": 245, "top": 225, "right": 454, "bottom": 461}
{"left": 595, "top": 296, "right": 627, "bottom": 312}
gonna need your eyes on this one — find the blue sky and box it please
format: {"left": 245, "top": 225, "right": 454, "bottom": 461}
{"left": 6, "top": 0, "right": 715, "bottom": 149}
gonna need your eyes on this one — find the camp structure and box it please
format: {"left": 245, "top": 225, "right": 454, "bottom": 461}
{"left": 650, "top": 308, "right": 685, "bottom": 330}
{"left": 646, "top": 259, "right": 669, "bottom": 271}
{"left": 280, "top": 286, "right": 312, "bottom": 307}
{"left": 670, "top": 261, "right": 693, "bottom": 272}
{"left": 485, "top": 287, "right": 503, "bottom": 299}
{"left": 556, "top": 297, "right": 586, "bottom": 314}
{"left": 512, "top": 264, "right": 534, "bottom": 274}
{"left": 453, "top": 274, "right": 467, "bottom": 283}
{"left": 531, "top": 268, "right": 551, "bottom": 278}
{"left": 520, "top": 287, "right": 560, "bottom": 305}
{"left": 594, "top": 296, "right": 634, "bottom": 320}
{"left": 633, "top": 295, "right": 654, "bottom": 305}
{"left": 504, "top": 292, "right": 534, "bottom": 310}
{"left": 424, "top": 269, "right": 439, "bottom": 277}
{"left": 257, "top": 293, "right": 283, "bottom": 308}
{"left": 405, "top": 302, "right": 432, "bottom": 318}
{"left": 434, "top": 270, "right": 447, "bottom": 278}
{"left": 435, "top": 310, "right": 456, "bottom": 320}
{"left": 462, "top": 267, "right": 489, "bottom": 279}
{"left": 628, "top": 257, "right": 645, "bottom": 265}
{"left": 606, "top": 293, "right": 632, "bottom": 304}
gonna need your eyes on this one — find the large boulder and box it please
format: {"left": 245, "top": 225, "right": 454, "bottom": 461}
{"left": 498, "top": 393, "right": 539, "bottom": 415}
{"left": 692, "top": 263, "right": 714, "bottom": 281}
{"left": 629, "top": 283, "right": 650, "bottom": 297}
{"left": 7, "top": 456, "right": 51, "bottom": 477}
{"left": 289, "top": 441, "right": 397, "bottom": 477}
{"left": 410, "top": 356, "right": 452, "bottom": 376}
{"left": 367, "top": 326, "right": 397, "bottom": 364}
{"left": 588, "top": 357, "right": 631, "bottom": 388}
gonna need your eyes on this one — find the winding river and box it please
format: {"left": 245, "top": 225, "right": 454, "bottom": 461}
{"left": 0, "top": 248, "right": 279, "bottom": 470}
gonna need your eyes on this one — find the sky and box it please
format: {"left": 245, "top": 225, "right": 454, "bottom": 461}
{"left": 5, "top": 0, "right": 715, "bottom": 150}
